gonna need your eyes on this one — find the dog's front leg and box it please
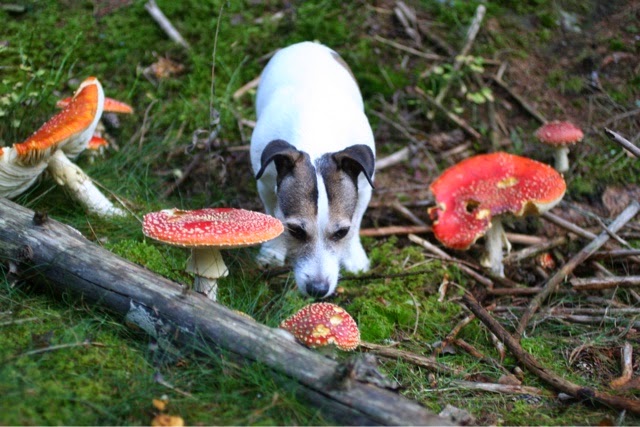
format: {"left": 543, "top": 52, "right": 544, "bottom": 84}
{"left": 341, "top": 234, "right": 370, "bottom": 273}
{"left": 256, "top": 234, "right": 287, "bottom": 267}
{"left": 255, "top": 178, "right": 287, "bottom": 267}
{"left": 340, "top": 183, "right": 372, "bottom": 273}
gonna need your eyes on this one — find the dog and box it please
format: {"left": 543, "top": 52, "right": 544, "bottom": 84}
{"left": 250, "top": 41, "right": 376, "bottom": 298}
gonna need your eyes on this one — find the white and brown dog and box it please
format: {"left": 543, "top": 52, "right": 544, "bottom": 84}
{"left": 251, "top": 41, "right": 375, "bottom": 298}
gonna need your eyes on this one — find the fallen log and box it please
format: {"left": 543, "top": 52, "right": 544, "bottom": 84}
{"left": 0, "top": 198, "right": 448, "bottom": 426}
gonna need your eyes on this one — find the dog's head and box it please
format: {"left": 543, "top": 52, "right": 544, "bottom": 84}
{"left": 255, "top": 139, "right": 374, "bottom": 298}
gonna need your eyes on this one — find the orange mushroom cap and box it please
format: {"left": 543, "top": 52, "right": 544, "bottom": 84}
{"left": 87, "top": 135, "right": 109, "bottom": 150}
{"left": 57, "top": 96, "right": 133, "bottom": 114}
{"left": 280, "top": 303, "right": 360, "bottom": 351}
{"left": 13, "top": 76, "right": 104, "bottom": 165}
{"left": 535, "top": 121, "right": 583, "bottom": 147}
{"left": 428, "top": 152, "right": 566, "bottom": 250}
{"left": 142, "top": 207, "right": 284, "bottom": 248}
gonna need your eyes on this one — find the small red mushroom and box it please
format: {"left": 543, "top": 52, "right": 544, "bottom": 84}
{"left": 535, "top": 121, "right": 583, "bottom": 173}
{"left": 428, "top": 152, "right": 566, "bottom": 277}
{"left": 143, "top": 208, "right": 284, "bottom": 301}
{"left": 279, "top": 302, "right": 360, "bottom": 351}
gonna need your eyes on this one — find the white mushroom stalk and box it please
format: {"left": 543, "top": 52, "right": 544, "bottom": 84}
{"left": 480, "top": 217, "right": 512, "bottom": 277}
{"left": 535, "top": 121, "right": 584, "bottom": 174}
{"left": 47, "top": 150, "right": 126, "bottom": 217}
{"left": 186, "top": 247, "right": 229, "bottom": 300}
{"left": 0, "top": 146, "right": 48, "bottom": 198}
{"left": 552, "top": 146, "right": 571, "bottom": 173}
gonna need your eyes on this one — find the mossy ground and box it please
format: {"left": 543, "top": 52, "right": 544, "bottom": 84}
{"left": 2, "top": 0, "right": 640, "bottom": 425}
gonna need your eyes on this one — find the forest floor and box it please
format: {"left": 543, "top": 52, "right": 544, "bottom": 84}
{"left": 1, "top": 0, "right": 639, "bottom": 425}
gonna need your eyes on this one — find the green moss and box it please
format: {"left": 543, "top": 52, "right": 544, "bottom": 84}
{"left": 105, "top": 239, "right": 188, "bottom": 284}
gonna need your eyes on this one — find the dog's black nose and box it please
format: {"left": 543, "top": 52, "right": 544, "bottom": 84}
{"left": 306, "top": 281, "right": 330, "bottom": 298}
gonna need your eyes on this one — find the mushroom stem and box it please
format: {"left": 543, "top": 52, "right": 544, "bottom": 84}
{"left": 186, "top": 247, "right": 228, "bottom": 301}
{"left": 481, "top": 217, "right": 509, "bottom": 277}
{"left": 47, "top": 150, "right": 126, "bottom": 217}
{"left": 553, "top": 146, "right": 570, "bottom": 173}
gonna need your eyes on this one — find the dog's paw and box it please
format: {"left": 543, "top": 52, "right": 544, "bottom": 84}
{"left": 341, "top": 243, "right": 370, "bottom": 273}
{"left": 256, "top": 246, "right": 286, "bottom": 268}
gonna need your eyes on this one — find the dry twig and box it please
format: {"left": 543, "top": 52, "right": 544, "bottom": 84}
{"left": 433, "top": 4, "right": 486, "bottom": 105}
{"left": 610, "top": 342, "right": 634, "bottom": 389}
{"left": 145, "top": 0, "right": 190, "bottom": 50}
{"left": 489, "top": 75, "right": 547, "bottom": 124}
{"left": 408, "top": 234, "right": 493, "bottom": 288}
{"left": 414, "top": 87, "right": 482, "bottom": 140}
{"left": 571, "top": 276, "right": 640, "bottom": 291}
{"left": 372, "top": 34, "right": 442, "bottom": 61}
{"left": 360, "top": 225, "right": 431, "bottom": 237}
{"left": 448, "top": 380, "right": 549, "bottom": 396}
{"left": 360, "top": 341, "right": 461, "bottom": 376}
{"left": 604, "top": 128, "right": 640, "bottom": 158}
{"left": 504, "top": 236, "right": 567, "bottom": 264}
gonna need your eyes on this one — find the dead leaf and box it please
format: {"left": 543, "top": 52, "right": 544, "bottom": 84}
{"left": 145, "top": 56, "right": 185, "bottom": 80}
{"left": 602, "top": 185, "right": 640, "bottom": 217}
{"left": 498, "top": 374, "right": 522, "bottom": 386}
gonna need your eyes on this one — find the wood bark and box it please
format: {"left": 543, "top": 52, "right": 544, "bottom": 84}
{"left": 0, "top": 198, "right": 448, "bottom": 426}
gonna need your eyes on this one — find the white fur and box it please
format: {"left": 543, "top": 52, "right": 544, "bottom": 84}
{"left": 250, "top": 42, "right": 375, "bottom": 297}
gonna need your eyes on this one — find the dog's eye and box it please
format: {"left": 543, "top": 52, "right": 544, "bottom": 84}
{"left": 288, "top": 224, "right": 307, "bottom": 241}
{"left": 331, "top": 227, "right": 350, "bottom": 241}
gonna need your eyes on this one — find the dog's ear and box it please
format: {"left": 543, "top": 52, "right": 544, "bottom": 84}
{"left": 255, "top": 139, "right": 301, "bottom": 183}
{"left": 332, "top": 145, "right": 375, "bottom": 188}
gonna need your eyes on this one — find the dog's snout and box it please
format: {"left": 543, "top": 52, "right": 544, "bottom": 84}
{"left": 306, "top": 280, "right": 330, "bottom": 298}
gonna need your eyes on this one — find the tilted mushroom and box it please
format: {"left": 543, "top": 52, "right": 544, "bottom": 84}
{"left": 56, "top": 94, "right": 134, "bottom": 154}
{"left": 535, "top": 121, "right": 583, "bottom": 173}
{"left": 11, "top": 76, "right": 126, "bottom": 216}
{"left": 279, "top": 302, "right": 360, "bottom": 351}
{"left": 428, "top": 152, "right": 566, "bottom": 277}
{"left": 142, "top": 208, "right": 284, "bottom": 302}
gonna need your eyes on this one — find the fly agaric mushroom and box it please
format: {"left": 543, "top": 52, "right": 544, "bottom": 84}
{"left": 428, "top": 152, "right": 566, "bottom": 277}
{"left": 11, "top": 76, "right": 126, "bottom": 216}
{"left": 279, "top": 302, "right": 360, "bottom": 351}
{"left": 535, "top": 121, "right": 584, "bottom": 173}
{"left": 142, "top": 208, "right": 284, "bottom": 302}
{"left": 57, "top": 94, "right": 134, "bottom": 154}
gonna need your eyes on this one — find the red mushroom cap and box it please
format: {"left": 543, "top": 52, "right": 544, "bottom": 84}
{"left": 142, "top": 207, "right": 284, "bottom": 248}
{"left": 87, "top": 135, "right": 109, "bottom": 150}
{"left": 428, "top": 152, "right": 566, "bottom": 250}
{"left": 57, "top": 96, "right": 134, "bottom": 114}
{"left": 13, "top": 76, "right": 104, "bottom": 164}
{"left": 280, "top": 303, "right": 360, "bottom": 351}
{"left": 535, "top": 121, "right": 584, "bottom": 147}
